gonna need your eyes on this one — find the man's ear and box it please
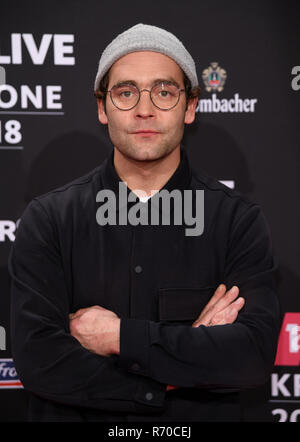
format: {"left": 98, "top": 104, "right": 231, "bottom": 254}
{"left": 97, "top": 98, "right": 108, "bottom": 125}
{"left": 184, "top": 97, "right": 198, "bottom": 124}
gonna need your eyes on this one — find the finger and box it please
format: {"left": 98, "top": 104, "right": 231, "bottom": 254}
{"left": 208, "top": 297, "right": 245, "bottom": 327}
{"left": 192, "top": 284, "right": 226, "bottom": 327}
{"left": 210, "top": 306, "right": 239, "bottom": 326}
{"left": 204, "top": 287, "right": 240, "bottom": 325}
{"left": 69, "top": 307, "right": 90, "bottom": 320}
{"left": 232, "top": 296, "right": 245, "bottom": 310}
{"left": 193, "top": 285, "right": 239, "bottom": 327}
{"left": 199, "top": 284, "right": 227, "bottom": 316}
{"left": 212, "top": 285, "right": 239, "bottom": 314}
{"left": 69, "top": 311, "right": 81, "bottom": 320}
{"left": 192, "top": 294, "right": 245, "bottom": 328}
{"left": 210, "top": 297, "right": 245, "bottom": 326}
{"left": 69, "top": 305, "right": 105, "bottom": 319}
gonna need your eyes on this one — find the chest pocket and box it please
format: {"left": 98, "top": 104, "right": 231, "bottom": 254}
{"left": 158, "top": 287, "right": 215, "bottom": 324}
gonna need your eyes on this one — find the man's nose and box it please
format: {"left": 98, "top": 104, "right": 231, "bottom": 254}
{"left": 134, "top": 89, "right": 155, "bottom": 118}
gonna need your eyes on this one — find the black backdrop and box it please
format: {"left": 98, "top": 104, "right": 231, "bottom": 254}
{"left": 0, "top": 0, "right": 300, "bottom": 422}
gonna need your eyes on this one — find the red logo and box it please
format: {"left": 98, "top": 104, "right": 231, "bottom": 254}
{"left": 275, "top": 313, "right": 300, "bottom": 366}
{"left": 0, "top": 359, "right": 23, "bottom": 388}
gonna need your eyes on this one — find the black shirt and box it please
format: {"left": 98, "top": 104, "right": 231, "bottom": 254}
{"left": 8, "top": 147, "right": 280, "bottom": 422}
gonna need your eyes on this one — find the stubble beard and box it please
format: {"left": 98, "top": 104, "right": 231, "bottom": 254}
{"left": 108, "top": 127, "right": 184, "bottom": 163}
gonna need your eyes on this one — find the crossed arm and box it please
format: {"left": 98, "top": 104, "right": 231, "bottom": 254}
{"left": 69, "top": 284, "right": 245, "bottom": 357}
{"left": 9, "top": 199, "right": 280, "bottom": 409}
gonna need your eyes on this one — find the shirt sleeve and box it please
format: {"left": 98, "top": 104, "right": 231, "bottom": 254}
{"left": 117, "top": 203, "right": 281, "bottom": 389}
{"left": 9, "top": 199, "right": 166, "bottom": 412}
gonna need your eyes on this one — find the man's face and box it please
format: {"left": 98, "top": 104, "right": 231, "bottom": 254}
{"left": 97, "top": 51, "right": 197, "bottom": 162}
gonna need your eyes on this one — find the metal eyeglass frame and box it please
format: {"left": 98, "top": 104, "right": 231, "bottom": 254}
{"left": 105, "top": 82, "right": 186, "bottom": 111}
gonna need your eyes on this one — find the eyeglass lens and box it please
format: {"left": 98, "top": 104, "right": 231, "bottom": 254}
{"left": 110, "top": 83, "right": 180, "bottom": 110}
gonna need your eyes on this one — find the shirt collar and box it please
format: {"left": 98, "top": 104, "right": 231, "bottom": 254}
{"left": 101, "top": 147, "right": 192, "bottom": 212}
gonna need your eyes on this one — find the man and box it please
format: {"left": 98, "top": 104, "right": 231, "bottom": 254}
{"left": 9, "top": 24, "right": 280, "bottom": 422}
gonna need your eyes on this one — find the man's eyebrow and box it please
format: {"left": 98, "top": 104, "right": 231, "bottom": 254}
{"left": 113, "top": 80, "right": 136, "bottom": 88}
{"left": 153, "top": 78, "right": 181, "bottom": 88}
{"left": 113, "top": 78, "right": 181, "bottom": 88}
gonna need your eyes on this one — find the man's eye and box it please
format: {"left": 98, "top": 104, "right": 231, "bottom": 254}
{"left": 159, "top": 90, "right": 170, "bottom": 97}
{"left": 120, "top": 90, "right": 132, "bottom": 98}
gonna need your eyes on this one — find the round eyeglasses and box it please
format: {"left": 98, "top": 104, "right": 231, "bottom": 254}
{"left": 105, "top": 82, "right": 185, "bottom": 111}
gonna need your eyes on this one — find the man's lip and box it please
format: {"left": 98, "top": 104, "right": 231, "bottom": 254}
{"left": 132, "top": 130, "right": 160, "bottom": 134}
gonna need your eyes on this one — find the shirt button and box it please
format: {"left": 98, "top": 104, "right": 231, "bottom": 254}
{"left": 145, "top": 392, "right": 153, "bottom": 401}
{"left": 134, "top": 265, "right": 143, "bottom": 274}
{"left": 131, "top": 363, "right": 140, "bottom": 371}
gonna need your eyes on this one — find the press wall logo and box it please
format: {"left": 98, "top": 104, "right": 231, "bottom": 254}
{"left": 275, "top": 312, "right": 300, "bottom": 366}
{"left": 0, "top": 33, "right": 75, "bottom": 150}
{"left": 202, "top": 62, "right": 227, "bottom": 92}
{"left": 196, "top": 61, "right": 258, "bottom": 113}
{"left": 0, "top": 66, "right": 5, "bottom": 85}
{"left": 0, "top": 359, "right": 23, "bottom": 389}
{"left": 0, "top": 219, "right": 20, "bottom": 242}
{"left": 270, "top": 313, "right": 300, "bottom": 422}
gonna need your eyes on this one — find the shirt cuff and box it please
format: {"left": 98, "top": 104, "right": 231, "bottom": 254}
{"left": 117, "top": 317, "right": 150, "bottom": 376}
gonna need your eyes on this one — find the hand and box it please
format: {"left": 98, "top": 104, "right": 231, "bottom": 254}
{"left": 192, "top": 284, "right": 245, "bottom": 328}
{"left": 166, "top": 284, "right": 245, "bottom": 392}
{"left": 69, "top": 305, "right": 120, "bottom": 356}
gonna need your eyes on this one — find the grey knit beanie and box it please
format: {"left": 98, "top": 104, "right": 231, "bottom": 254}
{"left": 94, "top": 23, "right": 198, "bottom": 92}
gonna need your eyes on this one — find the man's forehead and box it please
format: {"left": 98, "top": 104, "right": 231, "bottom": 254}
{"left": 108, "top": 51, "right": 184, "bottom": 84}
